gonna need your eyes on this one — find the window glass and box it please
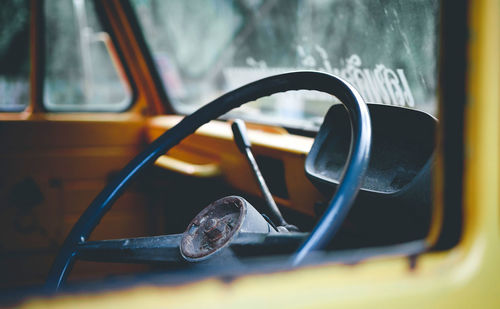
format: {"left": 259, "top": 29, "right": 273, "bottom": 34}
{"left": 44, "top": 0, "right": 130, "bottom": 112}
{"left": 0, "top": 0, "right": 30, "bottom": 112}
{"left": 132, "top": 0, "right": 438, "bottom": 130}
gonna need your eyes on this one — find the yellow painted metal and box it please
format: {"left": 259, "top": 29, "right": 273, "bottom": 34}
{"left": 19, "top": 0, "right": 500, "bottom": 307}
{"left": 155, "top": 154, "right": 222, "bottom": 178}
{"left": 99, "top": 0, "right": 165, "bottom": 116}
{"left": 148, "top": 115, "right": 314, "bottom": 155}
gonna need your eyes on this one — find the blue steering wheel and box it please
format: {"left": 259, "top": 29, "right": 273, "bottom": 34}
{"left": 46, "top": 71, "right": 372, "bottom": 290}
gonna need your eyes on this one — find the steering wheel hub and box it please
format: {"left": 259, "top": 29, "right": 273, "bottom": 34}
{"left": 180, "top": 196, "right": 274, "bottom": 262}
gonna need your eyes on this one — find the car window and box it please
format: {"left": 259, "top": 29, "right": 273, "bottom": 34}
{"left": 132, "top": 0, "right": 438, "bottom": 130}
{"left": 44, "top": 0, "right": 131, "bottom": 112}
{"left": 0, "top": 0, "right": 30, "bottom": 112}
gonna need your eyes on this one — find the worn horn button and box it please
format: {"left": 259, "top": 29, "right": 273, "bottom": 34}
{"left": 180, "top": 196, "right": 246, "bottom": 262}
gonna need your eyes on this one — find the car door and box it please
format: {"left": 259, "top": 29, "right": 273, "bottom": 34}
{"left": 0, "top": 0, "right": 167, "bottom": 287}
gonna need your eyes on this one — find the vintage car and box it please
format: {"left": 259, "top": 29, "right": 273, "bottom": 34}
{"left": 0, "top": 0, "right": 499, "bottom": 307}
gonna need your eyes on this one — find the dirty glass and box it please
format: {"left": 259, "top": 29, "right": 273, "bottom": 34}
{"left": 132, "top": 0, "right": 438, "bottom": 130}
{"left": 44, "top": 0, "right": 130, "bottom": 112}
{"left": 0, "top": 0, "right": 30, "bottom": 112}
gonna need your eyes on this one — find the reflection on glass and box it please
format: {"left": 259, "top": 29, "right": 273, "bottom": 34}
{"left": 133, "top": 0, "right": 438, "bottom": 129}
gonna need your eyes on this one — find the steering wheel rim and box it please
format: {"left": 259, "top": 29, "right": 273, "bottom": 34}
{"left": 46, "top": 71, "right": 371, "bottom": 290}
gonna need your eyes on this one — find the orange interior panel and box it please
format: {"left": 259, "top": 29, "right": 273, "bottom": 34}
{"left": 0, "top": 116, "right": 151, "bottom": 287}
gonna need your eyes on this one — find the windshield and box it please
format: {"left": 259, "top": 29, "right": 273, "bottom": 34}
{"left": 132, "top": 0, "right": 438, "bottom": 130}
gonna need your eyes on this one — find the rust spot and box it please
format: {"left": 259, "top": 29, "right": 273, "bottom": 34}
{"left": 408, "top": 254, "right": 418, "bottom": 271}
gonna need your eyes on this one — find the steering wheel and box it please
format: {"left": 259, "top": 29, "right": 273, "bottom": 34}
{"left": 46, "top": 71, "right": 372, "bottom": 291}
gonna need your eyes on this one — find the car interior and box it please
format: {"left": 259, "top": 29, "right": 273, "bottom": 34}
{"left": 2, "top": 0, "right": 488, "bottom": 307}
